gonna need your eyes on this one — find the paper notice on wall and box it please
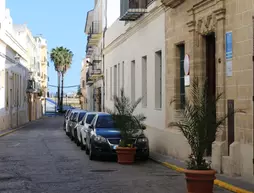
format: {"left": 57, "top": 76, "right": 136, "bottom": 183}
{"left": 226, "top": 60, "right": 232, "bottom": 77}
{"left": 185, "top": 75, "right": 190, "bottom": 86}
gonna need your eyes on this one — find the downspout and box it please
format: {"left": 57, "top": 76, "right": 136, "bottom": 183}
{"left": 102, "top": 0, "right": 107, "bottom": 112}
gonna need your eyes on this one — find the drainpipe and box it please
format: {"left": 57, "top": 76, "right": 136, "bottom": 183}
{"left": 102, "top": 0, "right": 108, "bottom": 112}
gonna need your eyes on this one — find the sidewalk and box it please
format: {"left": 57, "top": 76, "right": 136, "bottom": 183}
{"left": 150, "top": 152, "right": 254, "bottom": 193}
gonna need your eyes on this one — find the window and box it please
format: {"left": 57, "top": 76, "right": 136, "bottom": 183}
{"left": 131, "top": 60, "right": 135, "bottom": 103}
{"left": 122, "top": 61, "right": 124, "bottom": 91}
{"left": 118, "top": 63, "right": 120, "bottom": 95}
{"left": 110, "top": 67, "right": 112, "bottom": 99}
{"left": 96, "top": 115, "right": 115, "bottom": 128}
{"left": 178, "top": 44, "right": 185, "bottom": 109}
{"left": 78, "top": 112, "right": 86, "bottom": 122}
{"left": 142, "top": 56, "right": 147, "bottom": 107}
{"left": 155, "top": 51, "right": 162, "bottom": 109}
{"left": 82, "top": 80, "right": 85, "bottom": 88}
{"left": 86, "top": 114, "right": 96, "bottom": 124}
{"left": 114, "top": 65, "right": 117, "bottom": 96}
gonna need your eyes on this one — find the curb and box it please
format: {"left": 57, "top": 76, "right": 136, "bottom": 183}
{"left": 150, "top": 157, "right": 253, "bottom": 193}
{"left": 0, "top": 119, "right": 37, "bottom": 138}
{"left": 0, "top": 125, "right": 25, "bottom": 137}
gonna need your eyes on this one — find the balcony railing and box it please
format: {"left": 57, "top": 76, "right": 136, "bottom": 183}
{"left": 120, "top": 0, "right": 148, "bottom": 21}
{"left": 86, "top": 46, "right": 93, "bottom": 58}
{"left": 88, "top": 21, "right": 102, "bottom": 35}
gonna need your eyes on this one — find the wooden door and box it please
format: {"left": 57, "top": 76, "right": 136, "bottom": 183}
{"left": 205, "top": 33, "right": 216, "bottom": 156}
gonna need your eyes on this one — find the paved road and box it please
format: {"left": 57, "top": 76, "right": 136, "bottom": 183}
{"left": 0, "top": 116, "right": 231, "bottom": 193}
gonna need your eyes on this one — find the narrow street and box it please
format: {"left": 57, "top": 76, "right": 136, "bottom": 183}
{"left": 0, "top": 116, "right": 231, "bottom": 193}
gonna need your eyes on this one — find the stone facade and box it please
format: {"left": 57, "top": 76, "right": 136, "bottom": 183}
{"left": 163, "top": 0, "right": 253, "bottom": 180}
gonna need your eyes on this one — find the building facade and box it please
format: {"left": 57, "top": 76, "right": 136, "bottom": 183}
{"left": 0, "top": 0, "right": 46, "bottom": 129}
{"left": 0, "top": 7, "right": 29, "bottom": 130}
{"left": 104, "top": 0, "right": 166, "bottom": 159}
{"left": 35, "top": 36, "right": 48, "bottom": 114}
{"left": 80, "top": 58, "right": 88, "bottom": 109}
{"left": 84, "top": 0, "right": 120, "bottom": 112}
{"left": 162, "top": 0, "right": 254, "bottom": 180}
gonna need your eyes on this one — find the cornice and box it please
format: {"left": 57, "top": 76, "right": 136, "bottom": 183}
{"left": 103, "top": 5, "right": 165, "bottom": 55}
{"left": 5, "top": 30, "right": 27, "bottom": 53}
{"left": 161, "top": 0, "right": 185, "bottom": 8}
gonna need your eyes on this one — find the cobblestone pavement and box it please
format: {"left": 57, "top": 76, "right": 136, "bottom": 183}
{"left": 0, "top": 116, "right": 231, "bottom": 193}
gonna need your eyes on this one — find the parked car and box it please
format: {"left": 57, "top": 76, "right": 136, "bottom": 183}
{"left": 63, "top": 109, "right": 73, "bottom": 130}
{"left": 70, "top": 110, "right": 87, "bottom": 141}
{"left": 64, "top": 109, "right": 74, "bottom": 132}
{"left": 85, "top": 112, "right": 149, "bottom": 160}
{"left": 66, "top": 109, "right": 84, "bottom": 136}
{"left": 57, "top": 105, "right": 74, "bottom": 113}
{"left": 76, "top": 112, "right": 97, "bottom": 149}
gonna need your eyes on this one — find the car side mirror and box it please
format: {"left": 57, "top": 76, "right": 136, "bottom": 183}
{"left": 89, "top": 125, "right": 93, "bottom": 129}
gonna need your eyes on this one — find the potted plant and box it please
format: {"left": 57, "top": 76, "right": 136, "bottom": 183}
{"left": 169, "top": 77, "right": 244, "bottom": 193}
{"left": 109, "top": 89, "right": 146, "bottom": 164}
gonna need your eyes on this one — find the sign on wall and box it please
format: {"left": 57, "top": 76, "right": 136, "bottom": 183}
{"left": 184, "top": 54, "right": 190, "bottom": 86}
{"left": 226, "top": 31, "right": 233, "bottom": 77}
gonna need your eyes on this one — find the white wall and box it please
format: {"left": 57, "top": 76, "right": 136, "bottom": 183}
{"left": 106, "top": 0, "right": 120, "bottom": 28}
{"left": 104, "top": 11, "right": 166, "bottom": 130}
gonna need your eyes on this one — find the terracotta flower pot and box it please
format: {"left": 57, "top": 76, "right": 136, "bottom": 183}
{"left": 184, "top": 169, "right": 216, "bottom": 193}
{"left": 116, "top": 147, "right": 136, "bottom": 164}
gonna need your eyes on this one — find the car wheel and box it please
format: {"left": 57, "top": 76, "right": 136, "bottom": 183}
{"left": 89, "top": 143, "right": 95, "bottom": 160}
{"left": 70, "top": 129, "right": 74, "bottom": 141}
{"left": 85, "top": 144, "right": 89, "bottom": 155}
{"left": 80, "top": 134, "right": 86, "bottom": 150}
{"left": 75, "top": 130, "right": 80, "bottom": 146}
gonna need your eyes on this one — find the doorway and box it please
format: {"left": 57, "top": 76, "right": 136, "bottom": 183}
{"left": 10, "top": 89, "right": 13, "bottom": 128}
{"left": 205, "top": 32, "right": 216, "bottom": 156}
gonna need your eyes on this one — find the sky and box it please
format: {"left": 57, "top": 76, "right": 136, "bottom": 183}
{"left": 6, "top": 0, "right": 93, "bottom": 94}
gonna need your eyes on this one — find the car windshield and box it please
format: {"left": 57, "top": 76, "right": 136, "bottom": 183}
{"left": 86, "top": 114, "right": 96, "bottom": 124}
{"left": 78, "top": 112, "right": 86, "bottom": 122}
{"left": 96, "top": 115, "right": 115, "bottom": 128}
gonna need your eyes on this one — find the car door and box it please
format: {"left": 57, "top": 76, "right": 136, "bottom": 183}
{"left": 81, "top": 113, "right": 96, "bottom": 140}
{"left": 68, "top": 112, "right": 76, "bottom": 133}
{"left": 77, "top": 113, "right": 86, "bottom": 142}
{"left": 86, "top": 115, "right": 97, "bottom": 149}
{"left": 66, "top": 112, "right": 74, "bottom": 132}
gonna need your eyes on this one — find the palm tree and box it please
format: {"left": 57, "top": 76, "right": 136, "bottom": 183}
{"left": 50, "top": 47, "right": 73, "bottom": 112}
{"left": 50, "top": 47, "right": 64, "bottom": 108}
{"left": 60, "top": 48, "right": 73, "bottom": 112}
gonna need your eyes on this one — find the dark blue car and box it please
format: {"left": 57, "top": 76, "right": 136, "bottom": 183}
{"left": 85, "top": 112, "right": 149, "bottom": 160}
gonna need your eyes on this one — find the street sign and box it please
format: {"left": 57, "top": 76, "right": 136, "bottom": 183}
{"left": 184, "top": 54, "right": 190, "bottom": 86}
{"left": 226, "top": 32, "right": 233, "bottom": 77}
{"left": 226, "top": 32, "right": 233, "bottom": 60}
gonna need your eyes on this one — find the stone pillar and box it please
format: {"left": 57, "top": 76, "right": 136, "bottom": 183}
{"left": 212, "top": 8, "right": 227, "bottom": 173}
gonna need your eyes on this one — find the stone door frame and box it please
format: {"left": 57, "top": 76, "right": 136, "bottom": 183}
{"left": 186, "top": 0, "right": 226, "bottom": 144}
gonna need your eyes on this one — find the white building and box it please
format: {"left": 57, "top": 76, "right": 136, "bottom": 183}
{"left": 14, "top": 24, "right": 41, "bottom": 93}
{"left": 104, "top": 0, "right": 166, "bottom": 153}
{"left": 0, "top": 6, "right": 29, "bottom": 130}
{"left": 84, "top": 0, "right": 120, "bottom": 112}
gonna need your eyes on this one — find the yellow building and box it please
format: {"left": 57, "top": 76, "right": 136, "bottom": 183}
{"left": 151, "top": 0, "right": 253, "bottom": 181}
{"left": 34, "top": 36, "right": 48, "bottom": 114}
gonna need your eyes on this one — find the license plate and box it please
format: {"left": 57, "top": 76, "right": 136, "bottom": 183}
{"left": 113, "top": 145, "right": 118, "bottom": 150}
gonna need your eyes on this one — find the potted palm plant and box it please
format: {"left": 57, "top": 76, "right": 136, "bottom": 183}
{"left": 109, "top": 89, "right": 146, "bottom": 164}
{"left": 169, "top": 77, "right": 243, "bottom": 193}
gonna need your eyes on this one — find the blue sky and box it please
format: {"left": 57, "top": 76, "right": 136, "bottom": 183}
{"left": 6, "top": 0, "right": 93, "bottom": 94}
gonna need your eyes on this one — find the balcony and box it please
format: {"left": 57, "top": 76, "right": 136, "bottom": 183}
{"left": 91, "top": 55, "right": 102, "bottom": 64}
{"left": 86, "top": 45, "right": 93, "bottom": 58}
{"left": 119, "top": 0, "right": 148, "bottom": 21}
{"left": 87, "top": 21, "right": 102, "bottom": 46}
{"left": 26, "top": 79, "right": 36, "bottom": 93}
